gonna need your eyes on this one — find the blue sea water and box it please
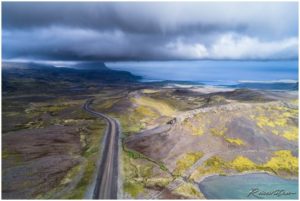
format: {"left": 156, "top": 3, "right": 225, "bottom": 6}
{"left": 106, "top": 60, "right": 298, "bottom": 86}
{"left": 199, "top": 173, "right": 298, "bottom": 199}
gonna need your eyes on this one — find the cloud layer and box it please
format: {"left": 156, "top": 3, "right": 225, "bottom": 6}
{"left": 2, "top": 2, "right": 298, "bottom": 61}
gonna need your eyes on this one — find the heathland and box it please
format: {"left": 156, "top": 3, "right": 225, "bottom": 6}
{"left": 2, "top": 62, "right": 298, "bottom": 199}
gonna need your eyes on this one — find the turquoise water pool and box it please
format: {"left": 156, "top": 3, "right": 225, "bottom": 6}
{"left": 199, "top": 173, "right": 298, "bottom": 199}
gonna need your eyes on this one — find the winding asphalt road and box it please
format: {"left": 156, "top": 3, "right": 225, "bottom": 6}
{"left": 84, "top": 99, "right": 119, "bottom": 199}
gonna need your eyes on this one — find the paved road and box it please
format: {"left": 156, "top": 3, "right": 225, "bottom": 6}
{"left": 84, "top": 99, "right": 119, "bottom": 199}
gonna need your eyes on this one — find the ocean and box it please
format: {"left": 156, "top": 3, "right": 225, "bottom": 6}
{"left": 106, "top": 60, "right": 298, "bottom": 89}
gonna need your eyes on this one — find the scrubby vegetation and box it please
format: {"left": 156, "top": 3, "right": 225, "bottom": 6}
{"left": 3, "top": 63, "right": 298, "bottom": 199}
{"left": 116, "top": 95, "right": 177, "bottom": 136}
{"left": 122, "top": 149, "right": 172, "bottom": 198}
{"left": 230, "top": 156, "right": 257, "bottom": 172}
{"left": 25, "top": 102, "right": 74, "bottom": 116}
{"left": 131, "top": 96, "right": 176, "bottom": 117}
{"left": 64, "top": 119, "right": 106, "bottom": 199}
{"left": 210, "top": 127, "right": 245, "bottom": 146}
{"left": 205, "top": 95, "right": 228, "bottom": 106}
{"left": 210, "top": 127, "right": 227, "bottom": 137}
{"left": 190, "top": 156, "right": 229, "bottom": 180}
{"left": 142, "top": 89, "right": 159, "bottom": 94}
{"left": 263, "top": 150, "right": 298, "bottom": 175}
{"left": 123, "top": 152, "right": 148, "bottom": 197}
{"left": 183, "top": 120, "right": 204, "bottom": 136}
{"left": 124, "top": 181, "right": 144, "bottom": 198}
{"left": 94, "top": 98, "right": 120, "bottom": 111}
{"left": 173, "top": 183, "right": 204, "bottom": 199}
{"left": 225, "top": 138, "right": 245, "bottom": 146}
{"left": 123, "top": 89, "right": 298, "bottom": 198}
{"left": 2, "top": 95, "right": 106, "bottom": 199}
{"left": 118, "top": 105, "right": 160, "bottom": 136}
{"left": 282, "top": 127, "right": 298, "bottom": 141}
{"left": 173, "top": 152, "right": 203, "bottom": 176}
{"left": 251, "top": 104, "right": 298, "bottom": 141}
{"left": 191, "top": 150, "right": 298, "bottom": 181}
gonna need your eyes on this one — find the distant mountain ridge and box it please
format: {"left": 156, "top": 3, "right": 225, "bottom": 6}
{"left": 2, "top": 62, "right": 54, "bottom": 69}
{"left": 2, "top": 61, "right": 141, "bottom": 94}
{"left": 3, "top": 61, "right": 110, "bottom": 71}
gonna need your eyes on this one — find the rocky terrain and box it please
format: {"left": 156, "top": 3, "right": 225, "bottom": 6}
{"left": 2, "top": 61, "right": 298, "bottom": 199}
{"left": 102, "top": 87, "right": 298, "bottom": 199}
{"left": 2, "top": 62, "right": 139, "bottom": 199}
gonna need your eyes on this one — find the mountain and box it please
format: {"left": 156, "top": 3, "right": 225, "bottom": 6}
{"left": 2, "top": 62, "right": 141, "bottom": 94}
{"left": 2, "top": 62, "right": 54, "bottom": 70}
{"left": 70, "top": 61, "right": 110, "bottom": 71}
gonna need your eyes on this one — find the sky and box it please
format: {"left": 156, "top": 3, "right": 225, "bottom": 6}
{"left": 2, "top": 2, "right": 299, "bottom": 62}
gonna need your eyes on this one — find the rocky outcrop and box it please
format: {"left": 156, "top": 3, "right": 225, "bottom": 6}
{"left": 175, "top": 101, "right": 283, "bottom": 123}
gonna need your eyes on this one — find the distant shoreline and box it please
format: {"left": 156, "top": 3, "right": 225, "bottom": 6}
{"left": 137, "top": 78, "right": 299, "bottom": 91}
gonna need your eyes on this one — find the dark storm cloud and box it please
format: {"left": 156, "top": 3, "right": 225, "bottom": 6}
{"left": 2, "top": 2, "right": 298, "bottom": 61}
{"left": 3, "top": 2, "right": 248, "bottom": 35}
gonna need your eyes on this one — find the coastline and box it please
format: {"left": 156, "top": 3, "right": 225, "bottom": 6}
{"left": 196, "top": 171, "right": 298, "bottom": 199}
{"left": 197, "top": 170, "right": 298, "bottom": 184}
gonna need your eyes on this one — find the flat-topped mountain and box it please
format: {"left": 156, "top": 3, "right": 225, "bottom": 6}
{"left": 70, "top": 61, "right": 110, "bottom": 71}
{"left": 2, "top": 62, "right": 141, "bottom": 94}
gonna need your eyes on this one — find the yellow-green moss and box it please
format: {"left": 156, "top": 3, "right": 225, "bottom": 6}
{"left": 230, "top": 156, "right": 257, "bottom": 172}
{"left": 273, "top": 118, "right": 288, "bottom": 127}
{"left": 253, "top": 105, "right": 293, "bottom": 128}
{"left": 142, "top": 89, "right": 159, "bottom": 94}
{"left": 225, "top": 137, "right": 245, "bottom": 146}
{"left": 124, "top": 181, "right": 144, "bottom": 198}
{"left": 184, "top": 120, "right": 204, "bottom": 136}
{"left": 30, "top": 103, "right": 72, "bottom": 116}
{"left": 211, "top": 127, "right": 226, "bottom": 137}
{"left": 290, "top": 99, "right": 298, "bottom": 105}
{"left": 123, "top": 151, "right": 144, "bottom": 198}
{"left": 210, "top": 128, "right": 244, "bottom": 145}
{"left": 173, "top": 183, "right": 203, "bottom": 199}
{"left": 60, "top": 164, "right": 82, "bottom": 186}
{"left": 123, "top": 149, "right": 170, "bottom": 198}
{"left": 173, "top": 152, "right": 203, "bottom": 176}
{"left": 119, "top": 105, "right": 160, "bottom": 135}
{"left": 263, "top": 150, "right": 298, "bottom": 175}
{"left": 96, "top": 99, "right": 119, "bottom": 110}
{"left": 256, "top": 115, "right": 276, "bottom": 128}
{"left": 131, "top": 96, "right": 175, "bottom": 117}
{"left": 191, "top": 150, "right": 298, "bottom": 182}
{"left": 282, "top": 127, "right": 298, "bottom": 141}
{"left": 63, "top": 161, "right": 95, "bottom": 199}
{"left": 122, "top": 149, "right": 171, "bottom": 198}
{"left": 191, "top": 155, "right": 256, "bottom": 180}
{"left": 145, "top": 177, "right": 171, "bottom": 188}
{"left": 205, "top": 156, "right": 228, "bottom": 169}
{"left": 252, "top": 105, "right": 298, "bottom": 141}
{"left": 190, "top": 156, "right": 230, "bottom": 180}
{"left": 272, "top": 130, "right": 280, "bottom": 135}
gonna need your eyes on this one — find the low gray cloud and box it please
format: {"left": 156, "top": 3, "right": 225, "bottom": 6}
{"left": 2, "top": 2, "right": 298, "bottom": 61}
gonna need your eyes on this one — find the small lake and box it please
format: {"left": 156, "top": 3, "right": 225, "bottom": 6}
{"left": 199, "top": 173, "right": 298, "bottom": 199}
